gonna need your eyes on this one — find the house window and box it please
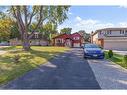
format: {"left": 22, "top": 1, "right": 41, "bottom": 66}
{"left": 106, "top": 31, "right": 111, "bottom": 35}
{"left": 120, "top": 30, "right": 124, "bottom": 34}
{"left": 109, "top": 31, "right": 112, "bottom": 34}
{"left": 107, "top": 31, "right": 109, "bottom": 34}
{"left": 57, "top": 39, "right": 60, "bottom": 43}
{"left": 35, "top": 34, "right": 38, "bottom": 38}
{"left": 57, "top": 39, "right": 63, "bottom": 43}
{"left": 122, "top": 30, "right": 124, "bottom": 34}
{"left": 125, "top": 30, "right": 127, "bottom": 34}
{"left": 100, "top": 31, "right": 102, "bottom": 35}
{"left": 120, "top": 31, "right": 122, "bottom": 34}
{"left": 104, "top": 31, "right": 106, "bottom": 34}
{"left": 73, "top": 37, "right": 79, "bottom": 40}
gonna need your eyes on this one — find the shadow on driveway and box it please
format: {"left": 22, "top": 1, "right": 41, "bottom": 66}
{"left": 2, "top": 48, "right": 100, "bottom": 89}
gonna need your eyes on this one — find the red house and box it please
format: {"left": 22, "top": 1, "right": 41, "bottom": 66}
{"left": 52, "top": 32, "right": 84, "bottom": 47}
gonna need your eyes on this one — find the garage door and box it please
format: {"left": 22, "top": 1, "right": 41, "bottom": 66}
{"left": 73, "top": 43, "right": 80, "bottom": 47}
{"left": 104, "top": 41, "right": 127, "bottom": 50}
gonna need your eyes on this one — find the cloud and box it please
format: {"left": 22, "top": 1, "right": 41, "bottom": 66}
{"left": 119, "top": 5, "right": 127, "bottom": 8}
{"left": 76, "top": 19, "right": 99, "bottom": 26}
{"left": 75, "top": 18, "right": 115, "bottom": 32}
{"left": 95, "top": 23, "right": 114, "bottom": 28}
{"left": 118, "top": 22, "right": 127, "bottom": 27}
{"left": 68, "top": 12, "right": 72, "bottom": 15}
{"left": 76, "top": 16, "right": 82, "bottom": 21}
{"left": 58, "top": 16, "right": 127, "bottom": 33}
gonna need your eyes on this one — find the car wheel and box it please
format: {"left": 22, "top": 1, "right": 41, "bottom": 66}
{"left": 83, "top": 54, "right": 87, "bottom": 59}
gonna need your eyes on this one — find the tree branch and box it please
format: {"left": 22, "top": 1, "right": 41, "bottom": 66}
{"left": 12, "top": 6, "right": 17, "bottom": 19}
{"left": 27, "top": 8, "right": 36, "bottom": 27}
{"left": 16, "top": 6, "right": 25, "bottom": 34}
{"left": 28, "top": 6, "right": 43, "bottom": 39}
{"left": 24, "top": 6, "right": 28, "bottom": 27}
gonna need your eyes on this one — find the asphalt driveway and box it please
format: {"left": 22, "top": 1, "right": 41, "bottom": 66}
{"left": 1, "top": 48, "right": 100, "bottom": 89}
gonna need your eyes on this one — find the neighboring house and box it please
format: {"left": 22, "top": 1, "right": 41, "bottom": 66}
{"left": 52, "top": 32, "right": 84, "bottom": 47}
{"left": 10, "top": 32, "right": 49, "bottom": 46}
{"left": 91, "top": 28, "right": 127, "bottom": 50}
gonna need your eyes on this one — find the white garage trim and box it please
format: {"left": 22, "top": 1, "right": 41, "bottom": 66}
{"left": 73, "top": 43, "right": 80, "bottom": 47}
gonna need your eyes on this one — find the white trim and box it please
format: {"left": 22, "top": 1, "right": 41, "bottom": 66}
{"left": 104, "top": 40, "right": 127, "bottom": 41}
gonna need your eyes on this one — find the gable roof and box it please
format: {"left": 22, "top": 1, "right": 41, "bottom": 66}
{"left": 52, "top": 32, "right": 82, "bottom": 40}
{"left": 52, "top": 33, "right": 70, "bottom": 39}
{"left": 71, "top": 32, "right": 82, "bottom": 37}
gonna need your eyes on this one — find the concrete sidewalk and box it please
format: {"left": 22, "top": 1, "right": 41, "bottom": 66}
{"left": 0, "top": 50, "right": 7, "bottom": 55}
{"left": 113, "top": 50, "right": 127, "bottom": 55}
{"left": 105, "top": 50, "right": 127, "bottom": 55}
{"left": 88, "top": 59, "right": 127, "bottom": 89}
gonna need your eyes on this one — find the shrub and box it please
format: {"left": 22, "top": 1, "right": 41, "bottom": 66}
{"left": 108, "top": 50, "right": 113, "bottom": 58}
{"left": 122, "top": 55, "right": 127, "bottom": 65}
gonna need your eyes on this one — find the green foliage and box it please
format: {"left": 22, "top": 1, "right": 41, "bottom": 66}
{"left": 108, "top": 50, "right": 113, "bottom": 58}
{"left": 60, "top": 27, "right": 72, "bottom": 34}
{"left": 10, "top": 22, "right": 20, "bottom": 39}
{"left": 0, "top": 16, "right": 20, "bottom": 41}
{"left": 78, "top": 30, "right": 90, "bottom": 42}
{"left": 0, "top": 18, "right": 13, "bottom": 41}
{"left": 0, "top": 12, "right": 7, "bottom": 19}
{"left": 105, "top": 51, "right": 127, "bottom": 69}
{"left": 122, "top": 55, "right": 127, "bottom": 65}
{"left": 39, "top": 22, "right": 58, "bottom": 41}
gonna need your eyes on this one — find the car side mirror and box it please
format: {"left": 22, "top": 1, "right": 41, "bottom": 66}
{"left": 99, "top": 46, "right": 103, "bottom": 49}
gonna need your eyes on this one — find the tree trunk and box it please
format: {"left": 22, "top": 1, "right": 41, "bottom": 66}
{"left": 22, "top": 32, "right": 31, "bottom": 51}
{"left": 22, "top": 38, "right": 31, "bottom": 51}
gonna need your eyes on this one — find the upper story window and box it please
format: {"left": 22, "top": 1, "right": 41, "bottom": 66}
{"left": 73, "top": 37, "right": 80, "bottom": 40}
{"left": 35, "top": 34, "right": 38, "bottom": 38}
{"left": 125, "top": 30, "right": 127, "bottom": 34}
{"left": 106, "top": 30, "right": 111, "bottom": 35}
{"left": 120, "top": 30, "right": 124, "bottom": 34}
{"left": 104, "top": 31, "right": 107, "bottom": 34}
{"left": 109, "top": 31, "right": 112, "bottom": 34}
{"left": 99, "top": 31, "right": 102, "bottom": 35}
{"left": 107, "top": 31, "right": 110, "bottom": 34}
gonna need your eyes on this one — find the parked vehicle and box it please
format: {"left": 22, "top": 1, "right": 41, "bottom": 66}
{"left": 0, "top": 42, "right": 9, "bottom": 46}
{"left": 83, "top": 43, "right": 105, "bottom": 59}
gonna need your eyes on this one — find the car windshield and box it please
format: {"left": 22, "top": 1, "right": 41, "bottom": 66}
{"left": 84, "top": 44, "right": 99, "bottom": 48}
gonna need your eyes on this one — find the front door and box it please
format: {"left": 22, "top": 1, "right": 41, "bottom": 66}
{"left": 65, "top": 39, "right": 72, "bottom": 47}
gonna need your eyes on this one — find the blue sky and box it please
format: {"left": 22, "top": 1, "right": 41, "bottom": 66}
{"left": 58, "top": 6, "right": 127, "bottom": 33}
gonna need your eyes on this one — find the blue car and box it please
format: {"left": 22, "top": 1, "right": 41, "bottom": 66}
{"left": 83, "top": 43, "right": 105, "bottom": 59}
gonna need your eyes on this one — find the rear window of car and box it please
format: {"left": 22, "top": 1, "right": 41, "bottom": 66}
{"left": 84, "top": 44, "right": 99, "bottom": 48}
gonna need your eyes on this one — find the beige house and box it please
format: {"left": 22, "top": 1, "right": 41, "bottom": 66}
{"left": 91, "top": 28, "right": 127, "bottom": 50}
{"left": 10, "top": 32, "right": 49, "bottom": 46}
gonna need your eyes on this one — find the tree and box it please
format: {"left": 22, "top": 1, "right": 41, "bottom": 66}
{"left": 42, "top": 22, "right": 58, "bottom": 42}
{"left": 0, "top": 17, "right": 13, "bottom": 42}
{"left": 78, "top": 30, "right": 90, "bottom": 42}
{"left": 5, "top": 6, "right": 69, "bottom": 51}
{"left": 0, "top": 12, "right": 20, "bottom": 42}
{"left": 60, "top": 27, "right": 72, "bottom": 34}
{"left": 10, "top": 22, "right": 20, "bottom": 39}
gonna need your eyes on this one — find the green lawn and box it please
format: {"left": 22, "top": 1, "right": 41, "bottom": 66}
{"left": 0, "top": 46, "right": 70, "bottom": 85}
{"left": 105, "top": 51, "right": 127, "bottom": 68}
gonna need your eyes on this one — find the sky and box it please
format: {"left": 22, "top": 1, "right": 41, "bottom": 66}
{"left": 58, "top": 6, "right": 127, "bottom": 33}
